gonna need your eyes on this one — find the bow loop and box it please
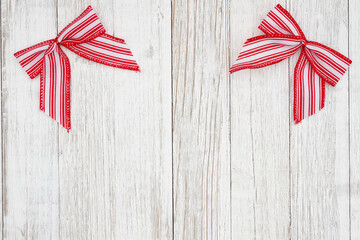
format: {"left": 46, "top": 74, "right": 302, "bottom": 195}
{"left": 303, "top": 41, "right": 351, "bottom": 86}
{"left": 259, "top": 4, "right": 305, "bottom": 38}
{"left": 56, "top": 6, "right": 105, "bottom": 46}
{"left": 229, "top": 35, "right": 303, "bottom": 73}
{"left": 14, "top": 40, "right": 53, "bottom": 79}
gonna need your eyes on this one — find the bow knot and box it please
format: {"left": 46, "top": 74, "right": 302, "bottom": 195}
{"left": 14, "top": 6, "right": 140, "bottom": 131}
{"left": 230, "top": 4, "right": 351, "bottom": 124}
{"left": 54, "top": 37, "right": 59, "bottom": 44}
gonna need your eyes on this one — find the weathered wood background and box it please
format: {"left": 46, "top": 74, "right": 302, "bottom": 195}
{"left": 1, "top": 0, "right": 359, "bottom": 239}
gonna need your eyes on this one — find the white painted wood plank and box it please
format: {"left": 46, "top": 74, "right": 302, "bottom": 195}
{"left": 0, "top": 1, "right": 2, "bottom": 238}
{"left": 57, "top": 0, "right": 172, "bottom": 239}
{"left": 1, "top": 0, "right": 59, "bottom": 239}
{"left": 289, "top": 1, "right": 350, "bottom": 239}
{"left": 172, "top": 0, "right": 231, "bottom": 239}
{"left": 230, "top": 1, "right": 290, "bottom": 239}
{"left": 349, "top": 0, "right": 360, "bottom": 238}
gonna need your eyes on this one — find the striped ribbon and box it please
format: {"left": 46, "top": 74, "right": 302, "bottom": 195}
{"left": 14, "top": 6, "right": 140, "bottom": 131}
{"left": 230, "top": 4, "right": 351, "bottom": 124}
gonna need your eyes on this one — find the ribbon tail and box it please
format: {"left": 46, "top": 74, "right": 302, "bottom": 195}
{"left": 40, "top": 45, "right": 71, "bottom": 131}
{"left": 294, "top": 50, "right": 325, "bottom": 124}
{"left": 64, "top": 33, "right": 140, "bottom": 72}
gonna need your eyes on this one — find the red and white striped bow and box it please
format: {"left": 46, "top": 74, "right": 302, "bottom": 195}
{"left": 230, "top": 4, "right": 351, "bottom": 124}
{"left": 14, "top": 6, "right": 139, "bottom": 131}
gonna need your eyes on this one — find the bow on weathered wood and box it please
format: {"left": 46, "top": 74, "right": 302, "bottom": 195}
{"left": 230, "top": 4, "right": 351, "bottom": 124}
{"left": 14, "top": 6, "right": 140, "bottom": 131}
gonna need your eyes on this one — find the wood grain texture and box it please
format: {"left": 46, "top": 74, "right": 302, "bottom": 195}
{"left": 1, "top": 0, "right": 59, "bottom": 239}
{"left": 0, "top": 0, "right": 2, "bottom": 238}
{"left": 57, "top": 0, "right": 172, "bottom": 239}
{"left": 350, "top": 0, "right": 360, "bottom": 239}
{"left": 172, "top": 0, "right": 231, "bottom": 239}
{"left": 230, "top": 1, "right": 290, "bottom": 239}
{"left": 289, "top": 1, "right": 350, "bottom": 239}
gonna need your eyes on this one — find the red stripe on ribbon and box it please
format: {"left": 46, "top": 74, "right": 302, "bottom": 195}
{"left": 14, "top": 6, "right": 140, "bottom": 131}
{"left": 230, "top": 4, "right": 351, "bottom": 124}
